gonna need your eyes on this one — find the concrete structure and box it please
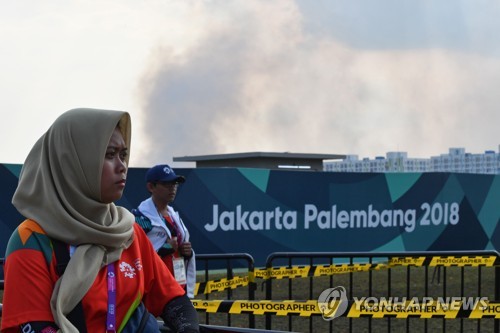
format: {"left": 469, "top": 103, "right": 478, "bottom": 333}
{"left": 173, "top": 152, "right": 346, "bottom": 171}
{"left": 325, "top": 147, "right": 500, "bottom": 174}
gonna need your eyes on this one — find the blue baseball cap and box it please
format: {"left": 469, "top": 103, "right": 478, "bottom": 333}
{"left": 145, "top": 164, "right": 185, "bottom": 183}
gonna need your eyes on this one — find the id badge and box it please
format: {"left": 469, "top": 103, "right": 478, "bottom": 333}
{"left": 173, "top": 257, "right": 187, "bottom": 285}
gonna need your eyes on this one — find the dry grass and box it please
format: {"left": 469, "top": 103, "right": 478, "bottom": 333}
{"left": 193, "top": 265, "right": 498, "bottom": 333}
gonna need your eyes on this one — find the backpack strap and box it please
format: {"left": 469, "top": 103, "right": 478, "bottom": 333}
{"left": 132, "top": 208, "right": 154, "bottom": 233}
{"left": 52, "top": 238, "right": 88, "bottom": 333}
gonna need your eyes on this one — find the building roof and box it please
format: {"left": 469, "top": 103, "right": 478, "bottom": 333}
{"left": 173, "top": 152, "right": 346, "bottom": 171}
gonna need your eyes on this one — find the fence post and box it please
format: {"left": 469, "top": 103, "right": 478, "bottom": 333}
{"left": 495, "top": 265, "right": 500, "bottom": 333}
{"left": 265, "top": 257, "right": 273, "bottom": 330}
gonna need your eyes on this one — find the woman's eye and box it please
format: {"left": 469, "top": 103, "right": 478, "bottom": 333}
{"left": 105, "top": 151, "right": 116, "bottom": 159}
{"left": 105, "top": 148, "right": 127, "bottom": 161}
{"left": 120, "top": 151, "right": 128, "bottom": 161}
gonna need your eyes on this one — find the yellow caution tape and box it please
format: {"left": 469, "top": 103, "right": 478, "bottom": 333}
{"left": 388, "top": 256, "right": 427, "bottom": 266}
{"left": 191, "top": 299, "right": 224, "bottom": 313}
{"left": 254, "top": 266, "right": 310, "bottom": 280}
{"left": 191, "top": 299, "right": 498, "bottom": 319}
{"left": 196, "top": 275, "right": 250, "bottom": 295}
{"left": 193, "top": 255, "right": 499, "bottom": 296}
{"left": 192, "top": 299, "right": 321, "bottom": 316}
{"left": 429, "top": 256, "right": 497, "bottom": 267}
{"left": 313, "top": 263, "right": 381, "bottom": 276}
{"left": 469, "top": 301, "right": 500, "bottom": 318}
{"left": 348, "top": 299, "right": 460, "bottom": 319}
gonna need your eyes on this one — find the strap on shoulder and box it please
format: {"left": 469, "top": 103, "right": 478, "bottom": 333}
{"left": 52, "top": 238, "right": 70, "bottom": 276}
{"left": 51, "top": 238, "right": 88, "bottom": 333}
{"left": 133, "top": 209, "right": 154, "bottom": 233}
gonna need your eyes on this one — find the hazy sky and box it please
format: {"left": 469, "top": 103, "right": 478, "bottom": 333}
{"left": 1, "top": 0, "right": 499, "bottom": 168}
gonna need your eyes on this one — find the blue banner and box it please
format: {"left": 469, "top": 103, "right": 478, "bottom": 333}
{"left": 1, "top": 164, "right": 499, "bottom": 266}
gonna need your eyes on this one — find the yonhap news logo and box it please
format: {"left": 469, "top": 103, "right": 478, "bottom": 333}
{"left": 317, "top": 288, "right": 491, "bottom": 321}
{"left": 317, "top": 286, "right": 349, "bottom": 320}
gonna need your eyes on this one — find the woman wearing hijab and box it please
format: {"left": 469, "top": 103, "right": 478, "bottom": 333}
{"left": 1, "top": 108, "right": 199, "bottom": 333}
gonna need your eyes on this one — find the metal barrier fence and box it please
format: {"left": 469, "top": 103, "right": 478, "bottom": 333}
{"left": 2, "top": 251, "right": 500, "bottom": 333}
{"left": 195, "top": 253, "right": 257, "bottom": 329}
{"left": 263, "top": 251, "right": 500, "bottom": 333}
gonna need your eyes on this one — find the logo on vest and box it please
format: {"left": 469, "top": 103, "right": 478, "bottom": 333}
{"left": 120, "top": 261, "right": 136, "bottom": 278}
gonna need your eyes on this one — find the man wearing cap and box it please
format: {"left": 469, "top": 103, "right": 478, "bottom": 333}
{"left": 132, "top": 164, "right": 196, "bottom": 298}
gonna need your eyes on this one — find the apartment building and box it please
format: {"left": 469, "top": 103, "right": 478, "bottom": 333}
{"left": 324, "top": 147, "right": 500, "bottom": 174}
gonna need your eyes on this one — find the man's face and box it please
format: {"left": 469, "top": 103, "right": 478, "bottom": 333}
{"left": 150, "top": 181, "right": 179, "bottom": 204}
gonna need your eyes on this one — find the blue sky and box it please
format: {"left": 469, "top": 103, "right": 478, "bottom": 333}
{"left": 298, "top": 1, "right": 475, "bottom": 50}
{"left": 1, "top": 1, "right": 499, "bottom": 167}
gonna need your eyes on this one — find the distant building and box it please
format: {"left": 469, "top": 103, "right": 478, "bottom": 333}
{"left": 173, "top": 152, "right": 346, "bottom": 171}
{"left": 324, "top": 147, "right": 500, "bottom": 174}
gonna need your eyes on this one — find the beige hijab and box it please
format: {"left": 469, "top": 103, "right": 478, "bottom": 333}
{"left": 12, "top": 108, "right": 135, "bottom": 332}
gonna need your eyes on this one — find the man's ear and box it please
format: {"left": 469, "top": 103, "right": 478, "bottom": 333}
{"left": 146, "top": 182, "right": 155, "bottom": 193}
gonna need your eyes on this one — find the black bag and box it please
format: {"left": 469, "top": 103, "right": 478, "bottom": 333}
{"left": 121, "top": 302, "right": 161, "bottom": 333}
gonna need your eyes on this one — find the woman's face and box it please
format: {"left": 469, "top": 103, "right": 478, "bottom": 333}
{"left": 100, "top": 127, "right": 128, "bottom": 203}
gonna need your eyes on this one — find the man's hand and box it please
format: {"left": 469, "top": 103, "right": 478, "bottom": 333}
{"left": 167, "top": 236, "right": 178, "bottom": 251}
{"left": 179, "top": 241, "right": 192, "bottom": 257}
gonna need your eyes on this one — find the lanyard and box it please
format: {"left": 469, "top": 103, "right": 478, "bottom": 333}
{"left": 164, "top": 213, "right": 181, "bottom": 238}
{"left": 106, "top": 263, "right": 117, "bottom": 332}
